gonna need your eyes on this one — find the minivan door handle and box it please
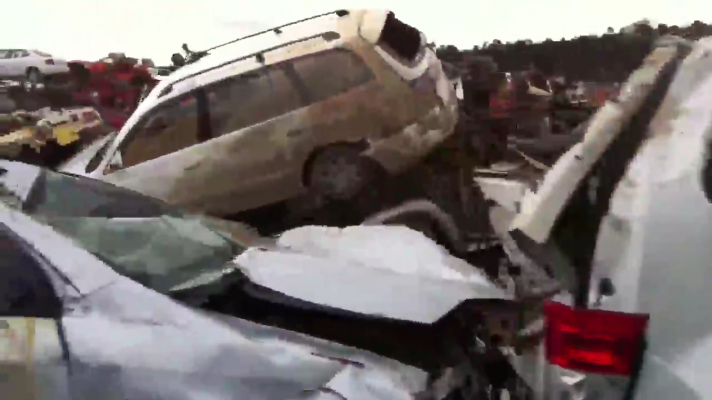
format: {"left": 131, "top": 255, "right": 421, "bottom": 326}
{"left": 185, "top": 161, "right": 201, "bottom": 171}
{"left": 287, "top": 128, "right": 304, "bottom": 138}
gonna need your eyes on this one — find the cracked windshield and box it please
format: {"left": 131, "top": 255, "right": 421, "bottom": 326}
{"left": 1, "top": 1, "right": 711, "bottom": 399}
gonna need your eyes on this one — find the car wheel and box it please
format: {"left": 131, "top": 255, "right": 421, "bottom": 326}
{"left": 307, "top": 146, "right": 375, "bottom": 200}
{"left": 26, "top": 68, "right": 43, "bottom": 88}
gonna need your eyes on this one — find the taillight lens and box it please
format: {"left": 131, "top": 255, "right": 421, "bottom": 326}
{"left": 45, "top": 59, "right": 55, "bottom": 65}
{"left": 544, "top": 301, "right": 648, "bottom": 376}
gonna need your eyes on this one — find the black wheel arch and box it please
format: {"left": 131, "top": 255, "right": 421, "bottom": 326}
{"left": 300, "top": 139, "right": 374, "bottom": 187}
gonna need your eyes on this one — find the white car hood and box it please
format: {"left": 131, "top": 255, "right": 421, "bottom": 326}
{"left": 233, "top": 225, "right": 509, "bottom": 324}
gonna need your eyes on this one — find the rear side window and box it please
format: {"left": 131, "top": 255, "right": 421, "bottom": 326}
{"left": 377, "top": 12, "right": 423, "bottom": 64}
{"left": 291, "top": 49, "right": 374, "bottom": 104}
{"left": 205, "top": 67, "right": 303, "bottom": 138}
{"left": 118, "top": 94, "right": 200, "bottom": 168}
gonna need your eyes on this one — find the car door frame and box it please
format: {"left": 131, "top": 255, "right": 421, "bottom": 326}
{"left": 0, "top": 221, "right": 72, "bottom": 400}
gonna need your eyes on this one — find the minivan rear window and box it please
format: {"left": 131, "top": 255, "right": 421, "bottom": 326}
{"left": 377, "top": 12, "right": 422, "bottom": 62}
{"left": 291, "top": 49, "right": 374, "bottom": 103}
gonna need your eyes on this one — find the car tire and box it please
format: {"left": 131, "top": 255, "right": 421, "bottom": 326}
{"left": 26, "top": 68, "right": 43, "bottom": 88}
{"left": 306, "top": 146, "right": 376, "bottom": 201}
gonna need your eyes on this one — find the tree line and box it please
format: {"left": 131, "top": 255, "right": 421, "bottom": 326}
{"left": 436, "top": 20, "right": 712, "bottom": 83}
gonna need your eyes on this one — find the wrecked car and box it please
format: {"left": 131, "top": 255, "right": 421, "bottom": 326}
{"left": 60, "top": 9, "right": 464, "bottom": 228}
{"left": 0, "top": 171, "right": 425, "bottom": 400}
{"left": 0, "top": 159, "right": 546, "bottom": 399}
{"left": 484, "top": 35, "right": 712, "bottom": 399}
{"left": 68, "top": 53, "right": 158, "bottom": 130}
{"left": 0, "top": 107, "right": 112, "bottom": 168}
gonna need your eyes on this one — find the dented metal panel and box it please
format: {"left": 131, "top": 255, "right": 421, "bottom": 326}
{"left": 0, "top": 179, "right": 435, "bottom": 400}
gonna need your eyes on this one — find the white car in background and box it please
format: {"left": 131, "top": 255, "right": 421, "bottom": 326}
{"left": 0, "top": 49, "right": 69, "bottom": 83}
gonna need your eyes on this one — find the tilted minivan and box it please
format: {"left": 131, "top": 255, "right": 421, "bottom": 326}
{"left": 61, "top": 9, "right": 458, "bottom": 216}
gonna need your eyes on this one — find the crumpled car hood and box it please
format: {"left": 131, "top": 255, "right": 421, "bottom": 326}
{"left": 233, "top": 225, "right": 509, "bottom": 324}
{"left": 0, "top": 204, "right": 430, "bottom": 400}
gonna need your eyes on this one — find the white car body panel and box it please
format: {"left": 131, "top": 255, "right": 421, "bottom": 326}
{"left": 589, "top": 37, "right": 712, "bottom": 400}
{"left": 503, "top": 37, "right": 712, "bottom": 399}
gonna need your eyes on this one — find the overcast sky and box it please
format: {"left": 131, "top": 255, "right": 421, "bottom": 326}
{"left": 4, "top": 0, "right": 710, "bottom": 64}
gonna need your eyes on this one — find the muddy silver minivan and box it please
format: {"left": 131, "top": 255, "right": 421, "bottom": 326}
{"left": 63, "top": 9, "right": 458, "bottom": 216}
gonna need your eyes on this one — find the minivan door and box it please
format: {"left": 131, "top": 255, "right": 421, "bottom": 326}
{"left": 193, "top": 64, "right": 309, "bottom": 215}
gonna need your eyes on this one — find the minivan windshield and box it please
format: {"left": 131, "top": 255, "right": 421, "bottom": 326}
{"left": 0, "top": 162, "right": 245, "bottom": 295}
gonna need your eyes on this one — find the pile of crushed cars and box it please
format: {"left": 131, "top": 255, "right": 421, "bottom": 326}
{"left": 0, "top": 45, "right": 223, "bottom": 169}
{"left": 0, "top": 51, "right": 159, "bottom": 168}
{"left": 4, "top": 9, "right": 704, "bottom": 400}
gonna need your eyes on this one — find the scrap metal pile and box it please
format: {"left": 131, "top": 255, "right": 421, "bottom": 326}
{"left": 3, "top": 10, "right": 710, "bottom": 400}
{"left": 0, "top": 102, "right": 110, "bottom": 168}
{"left": 0, "top": 52, "right": 157, "bottom": 167}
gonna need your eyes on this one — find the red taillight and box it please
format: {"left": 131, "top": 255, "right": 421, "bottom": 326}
{"left": 544, "top": 302, "right": 648, "bottom": 376}
{"left": 45, "top": 59, "right": 55, "bottom": 65}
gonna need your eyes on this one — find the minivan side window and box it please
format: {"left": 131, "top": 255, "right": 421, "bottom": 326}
{"left": 205, "top": 67, "right": 303, "bottom": 138}
{"left": 291, "top": 49, "right": 374, "bottom": 104}
{"left": 118, "top": 94, "right": 200, "bottom": 169}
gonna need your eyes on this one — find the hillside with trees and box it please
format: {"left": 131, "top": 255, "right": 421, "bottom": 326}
{"left": 436, "top": 20, "right": 712, "bottom": 83}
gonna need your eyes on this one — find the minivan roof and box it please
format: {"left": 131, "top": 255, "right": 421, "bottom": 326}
{"left": 156, "top": 10, "right": 365, "bottom": 90}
